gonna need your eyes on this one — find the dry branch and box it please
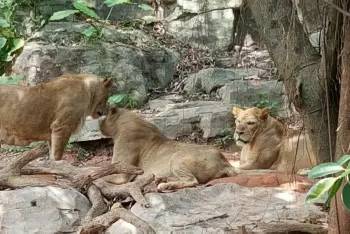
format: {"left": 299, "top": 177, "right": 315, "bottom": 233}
{"left": 0, "top": 144, "right": 144, "bottom": 189}
{"left": 95, "top": 174, "right": 155, "bottom": 208}
{"left": 80, "top": 202, "right": 155, "bottom": 234}
{"left": 83, "top": 184, "right": 109, "bottom": 224}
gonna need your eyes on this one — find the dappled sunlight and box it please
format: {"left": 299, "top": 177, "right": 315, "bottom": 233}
{"left": 273, "top": 190, "right": 297, "bottom": 203}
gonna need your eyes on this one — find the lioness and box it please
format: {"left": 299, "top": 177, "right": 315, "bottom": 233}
{"left": 232, "top": 107, "right": 317, "bottom": 173}
{"left": 0, "top": 74, "right": 112, "bottom": 160}
{"left": 99, "top": 107, "right": 236, "bottom": 191}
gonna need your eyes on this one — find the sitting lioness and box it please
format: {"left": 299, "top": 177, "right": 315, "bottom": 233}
{"left": 0, "top": 74, "right": 112, "bottom": 160}
{"left": 99, "top": 107, "right": 236, "bottom": 191}
{"left": 232, "top": 106, "right": 317, "bottom": 173}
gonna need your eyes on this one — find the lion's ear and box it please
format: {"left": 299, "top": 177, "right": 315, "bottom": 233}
{"left": 232, "top": 107, "right": 242, "bottom": 117}
{"left": 260, "top": 108, "right": 269, "bottom": 120}
{"left": 103, "top": 78, "right": 113, "bottom": 88}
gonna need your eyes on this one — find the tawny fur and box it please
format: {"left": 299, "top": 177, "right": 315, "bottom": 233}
{"left": 0, "top": 74, "right": 112, "bottom": 160}
{"left": 100, "top": 107, "right": 236, "bottom": 191}
{"left": 232, "top": 107, "right": 317, "bottom": 173}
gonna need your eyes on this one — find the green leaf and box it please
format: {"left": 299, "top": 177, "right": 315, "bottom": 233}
{"left": 104, "top": 0, "right": 131, "bottom": 7}
{"left": 0, "top": 37, "right": 7, "bottom": 49}
{"left": 108, "top": 94, "right": 127, "bottom": 105}
{"left": 73, "top": 0, "right": 100, "bottom": 19}
{"left": 82, "top": 26, "right": 98, "bottom": 38}
{"left": 8, "top": 38, "right": 24, "bottom": 54}
{"left": 306, "top": 177, "right": 338, "bottom": 204}
{"left": 342, "top": 182, "right": 350, "bottom": 212}
{"left": 138, "top": 3, "right": 153, "bottom": 11}
{"left": 49, "top": 10, "right": 79, "bottom": 21}
{"left": 0, "top": 17, "right": 10, "bottom": 28}
{"left": 326, "top": 177, "right": 343, "bottom": 206}
{"left": 337, "top": 155, "right": 350, "bottom": 167}
{"left": 339, "top": 168, "right": 350, "bottom": 179}
{"left": 308, "top": 162, "right": 345, "bottom": 179}
{"left": 0, "top": 74, "right": 24, "bottom": 85}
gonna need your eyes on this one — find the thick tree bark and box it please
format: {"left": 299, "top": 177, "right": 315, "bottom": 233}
{"left": 246, "top": 0, "right": 333, "bottom": 163}
{"left": 329, "top": 2, "right": 350, "bottom": 232}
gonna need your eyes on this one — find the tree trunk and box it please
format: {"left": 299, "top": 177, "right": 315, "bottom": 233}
{"left": 246, "top": 0, "right": 335, "bottom": 163}
{"left": 329, "top": 1, "right": 350, "bottom": 232}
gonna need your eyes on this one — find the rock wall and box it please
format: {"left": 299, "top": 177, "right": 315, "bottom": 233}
{"left": 13, "top": 22, "right": 178, "bottom": 105}
{"left": 165, "top": 0, "right": 243, "bottom": 49}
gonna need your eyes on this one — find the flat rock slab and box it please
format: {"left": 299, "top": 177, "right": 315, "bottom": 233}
{"left": 0, "top": 186, "right": 90, "bottom": 234}
{"left": 71, "top": 101, "right": 233, "bottom": 142}
{"left": 108, "top": 184, "right": 327, "bottom": 233}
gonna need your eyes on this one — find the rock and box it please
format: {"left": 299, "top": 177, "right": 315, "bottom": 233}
{"left": 70, "top": 117, "right": 107, "bottom": 142}
{"left": 108, "top": 183, "right": 327, "bottom": 233}
{"left": 183, "top": 68, "right": 261, "bottom": 94}
{"left": 17, "top": 0, "right": 154, "bottom": 23}
{"left": 218, "top": 80, "right": 285, "bottom": 112}
{"left": 0, "top": 186, "right": 90, "bottom": 234}
{"left": 71, "top": 101, "right": 232, "bottom": 142}
{"left": 144, "top": 101, "right": 233, "bottom": 139}
{"left": 12, "top": 22, "right": 178, "bottom": 105}
{"left": 165, "top": 0, "right": 242, "bottom": 49}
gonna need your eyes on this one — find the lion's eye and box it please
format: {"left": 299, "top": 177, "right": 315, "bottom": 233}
{"left": 247, "top": 122, "right": 256, "bottom": 125}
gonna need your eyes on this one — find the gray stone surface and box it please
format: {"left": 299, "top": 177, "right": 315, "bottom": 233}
{"left": 184, "top": 68, "right": 261, "bottom": 94}
{"left": 71, "top": 101, "right": 232, "bottom": 142}
{"left": 12, "top": 22, "right": 178, "bottom": 105}
{"left": 145, "top": 101, "right": 233, "bottom": 139}
{"left": 218, "top": 80, "right": 284, "bottom": 108}
{"left": 0, "top": 186, "right": 90, "bottom": 234}
{"left": 107, "top": 183, "right": 327, "bottom": 233}
{"left": 165, "top": 0, "right": 242, "bottom": 49}
{"left": 70, "top": 117, "right": 107, "bottom": 142}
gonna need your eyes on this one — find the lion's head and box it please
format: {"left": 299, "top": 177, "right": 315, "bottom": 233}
{"left": 89, "top": 77, "right": 112, "bottom": 119}
{"left": 99, "top": 106, "right": 119, "bottom": 136}
{"left": 232, "top": 107, "right": 269, "bottom": 146}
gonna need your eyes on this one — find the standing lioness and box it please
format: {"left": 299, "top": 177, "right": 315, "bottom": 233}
{"left": 100, "top": 107, "right": 236, "bottom": 191}
{"left": 0, "top": 74, "right": 112, "bottom": 160}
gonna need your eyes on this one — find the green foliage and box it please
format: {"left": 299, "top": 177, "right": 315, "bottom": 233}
{"left": 253, "top": 94, "right": 279, "bottom": 116}
{"left": 49, "top": 10, "right": 79, "bottom": 21}
{"left": 108, "top": 94, "right": 138, "bottom": 108}
{"left": 342, "top": 183, "right": 350, "bottom": 211}
{"left": 104, "top": 0, "right": 132, "bottom": 7}
{"left": 81, "top": 25, "right": 102, "bottom": 41}
{"left": 308, "top": 162, "right": 345, "bottom": 179}
{"left": 0, "top": 73, "right": 24, "bottom": 85}
{"left": 214, "top": 128, "right": 234, "bottom": 149}
{"left": 0, "top": 0, "right": 24, "bottom": 72}
{"left": 49, "top": 1, "right": 99, "bottom": 21}
{"left": 306, "top": 155, "right": 350, "bottom": 210}
{"left": 73, "top": 0, "right": 100, "bottom": 19}
{"left": 137, "top": 3, "right": 154, "bottom": 11}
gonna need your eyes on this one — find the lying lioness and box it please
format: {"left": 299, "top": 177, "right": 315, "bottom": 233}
{"left": 232, "top": 106, "right": 317, "bottom": 173}
{"left": 0, "top": 74, "right": 112, "bottom": 160}
{"left": 100, "top": 107, "right": 236, "bottom": 191}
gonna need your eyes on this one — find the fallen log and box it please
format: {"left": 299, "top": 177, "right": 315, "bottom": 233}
{"left": 0, "top": 143, "right": 144, "bottom": 189}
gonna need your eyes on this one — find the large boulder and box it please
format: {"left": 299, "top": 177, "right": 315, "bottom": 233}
{"left": 184, "top": 68, "right": 286, "bottom": 116}
{"left": 71, "top": 100, "right": 232, "bottom": 142}
{"left": 12, "top": 22, "right": 178, "bottom": 105}
{"left": 0, "top": 186, "right": 90, "bottom": 234}
{"left": 183, "top": 67, "right": 261, "bottom": 94}
{"left": 107, "top": 183, "right": 327, "bottom": 233}
{"left": 165, "top": 0, "right": 242, "bottom": 49}
{"left": 145, "top": 101, "right": 233, "bottom": 139}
